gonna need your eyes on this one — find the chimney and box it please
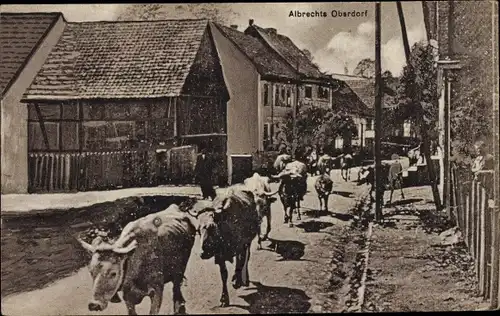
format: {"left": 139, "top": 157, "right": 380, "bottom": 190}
{"left": 249, "top": 19, "right": 254, "bottom": 26}
{"left": 230, "top": 24, "right": 238, "bottom": 30}
{"left": 266, "top": 28, "right": 277, "bottom": 34}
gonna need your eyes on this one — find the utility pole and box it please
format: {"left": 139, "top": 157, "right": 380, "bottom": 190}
{"left": 374, "top": 1, "right": 383, "bottom": 221}
{"left": 293, "top": 61, "right": 299, "bottom": 159}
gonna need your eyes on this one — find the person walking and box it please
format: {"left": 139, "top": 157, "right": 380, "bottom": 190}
{"left": 194, "top": 148, "right": 216, "bottom": 200}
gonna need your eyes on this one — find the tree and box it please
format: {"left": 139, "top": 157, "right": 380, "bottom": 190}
{"left": 395, "top": 41, "right": 442, "bottom": 210}
{"left": 395, "top": 42, "right": 438, "bottom": 137}
{"left": 353, "top": 58, "right": 375, "bottom": 78}
{"left": 117, "top": 4, "right": 239, "bottom": 25}
{"left": 282, "top": 107, "right": 358, "bottom": 155}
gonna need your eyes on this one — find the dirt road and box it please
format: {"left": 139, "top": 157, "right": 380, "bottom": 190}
{"left": 1, "top": 170, "right": 367, "bottom": 315}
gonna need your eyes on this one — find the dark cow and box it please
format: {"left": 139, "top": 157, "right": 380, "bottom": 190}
{"left": 314, "top": 172, "right": 334, "bottom": 216}
{"left": 272, "top": 160, "right": 308, "bottom": 227}
{"left": 243, "top": 173, "right": 279, "bottom": 249}
{"left": 77, "top": 204, "right": 197, "bottom": 315}
{"left": 340, "top": 153, "right": 354, "bottom": 181}
{"left": 189, "top": 187, "right": 260, "bottom": 307}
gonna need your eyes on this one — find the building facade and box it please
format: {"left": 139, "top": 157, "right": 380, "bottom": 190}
{"left": 1, "top": 12, "right": 66, "bottom": 194}
{"left": 22, "top": 19, "right": 230, "bottom": 192}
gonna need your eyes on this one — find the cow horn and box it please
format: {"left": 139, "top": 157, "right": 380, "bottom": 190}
{"left": 113, "top": 228, "right": 136, "bottom": 248}
{"left": 77, "top": 237, "right": 96, "bottom": 253}
{"left": 263, "top": 189, "right": 279, "bottom": 196}
{"left": 112, "top": 240, "right": 138, "bottom": 254}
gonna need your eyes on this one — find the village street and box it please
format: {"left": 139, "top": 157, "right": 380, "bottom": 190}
{"left": 1, "top": 170, "right": 368, "bottom": 315}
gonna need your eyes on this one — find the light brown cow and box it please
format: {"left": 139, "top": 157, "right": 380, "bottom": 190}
{"left": 77, "top": 204, "right": 196, "bottom": 315}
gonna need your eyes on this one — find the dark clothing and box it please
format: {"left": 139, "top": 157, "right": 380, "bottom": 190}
{"left": 194, "top": 153, "right": 216, "bottom": 200}
{"left": 387, "top": 162, "right": 404, "bottom": 190}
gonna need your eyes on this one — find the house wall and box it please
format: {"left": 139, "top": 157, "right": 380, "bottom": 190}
{"left": 298, "top": 82, "right": 331, "bottom": 109}
{"left": 210, "top": 24, "right": 260, "bottom": 184}
{"left": 27, "top": 99, "right": 178, "bottom": 153}
{"left": 1, "top": 16, "right": 66, "bottom": 194}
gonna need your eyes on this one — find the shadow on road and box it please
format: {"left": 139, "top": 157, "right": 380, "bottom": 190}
{"left": 330, "top": 212, "right": 355, "bottom": 222}
{"left": 295, "top": 220, "right": 334, "bottom": 233}
{"left": 331, "top": 190, "right": 354, "bottom": 198}
{"left": 238, "top": 281, "right": 311, "bottom": 314}
{"left": 302, "top": 209, "right": 331, "bottom": 218}
{"left": 387, "top": 198, "right": 424, "bottom": 207}
{"left": 265, "top": 238, "right": 306, "bottom": 261}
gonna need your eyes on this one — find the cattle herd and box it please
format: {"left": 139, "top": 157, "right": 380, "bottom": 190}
{"left": 76, "top": 154, "right": 359, "bottom": 315}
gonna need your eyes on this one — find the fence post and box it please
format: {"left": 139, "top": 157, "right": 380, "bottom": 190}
{"left": 479, "top": 185, "right": 487, "bottom": 296}
{"left": 490, "top": 202, "right": 500, "bottom": 309}
{"left": 475, "top": 181, "right": 481, "bottom": 286}
{"left": 465, "top": 185, "right": 471, "bottom": 249}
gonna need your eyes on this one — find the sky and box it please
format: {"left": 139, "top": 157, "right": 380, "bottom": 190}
{"left": 1, "top": 2, "right": 427, "bottom": 76}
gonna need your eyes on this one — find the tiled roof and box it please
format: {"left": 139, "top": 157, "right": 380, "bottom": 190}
{"left": 214, "top": 24, "right": 297, "bottom": 79}
{"left": 344, "top": 77, "right": 398, "bottom": 110}
{"left": 25, "top": 19, "right": 209, "bottom": 100}
{"left": 248, "top": 25, "right": 325, "bottom": 79}
{"left": 332, "top": 80, "right": 373, "bottom": 117}
{"left": 0, "top": 12, "right": 61, "bottom": 96}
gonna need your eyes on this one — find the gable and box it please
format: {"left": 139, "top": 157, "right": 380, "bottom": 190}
{"left": 0, "top": 12, "right": 61, "bottom": 96}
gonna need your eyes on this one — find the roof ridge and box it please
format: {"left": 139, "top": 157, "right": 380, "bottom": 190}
{"left": 250, "top": 24, "right": 324, "bottom": 79}
{"left": 66, "top": 18, "right": 209, "bottom": 25}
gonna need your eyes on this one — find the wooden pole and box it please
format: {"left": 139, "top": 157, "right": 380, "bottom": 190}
{"left": 293, "top": 61, "right": 299, "bottom": 159}
{"left": 396, "top": 2, "right": 411, "bottom": 61}
{"left": 374, "top": 1, "right": 383, "bottom": 221}
{"left": 490, "top": 0, "right": 499, "bottom": 309}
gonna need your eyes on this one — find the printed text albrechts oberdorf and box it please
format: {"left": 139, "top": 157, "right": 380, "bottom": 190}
{"left": 289, "top": 10, "right": 369, "bottom": 18}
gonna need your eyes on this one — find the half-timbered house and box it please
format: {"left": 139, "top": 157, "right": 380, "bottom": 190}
{"left": 22, "top": 19, "right": 230, "bottom": 192}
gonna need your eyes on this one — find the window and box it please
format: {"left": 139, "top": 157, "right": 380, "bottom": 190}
{"left": 263, "top": 123, "right": 273, "bottom": 150}
{"left": 318, "top": 86, "right": 329, "bottom": 99}
{"left": 286, "top": 88, "right": 292, "bottom": 107}
{"left": 263, "top": 84, "right": 269, "bottom": 106}
{"left": 366, "top": 119, "right": 374, "bottom": 130}
{"left": 305, "top": 86, "right": 313, "bottom": 99}
{"left": 281, "top": 86, "right": 286, "bottom": 102}
{"left": 274, "top": 85, "right": 280, "bottom": 106}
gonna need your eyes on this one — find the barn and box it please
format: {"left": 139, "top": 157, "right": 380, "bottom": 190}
{"left": 22, "top": 19, "right": 230, "bottom": 193}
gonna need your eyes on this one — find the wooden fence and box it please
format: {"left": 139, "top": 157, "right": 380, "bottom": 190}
{"left": 451, "top": 167, "right": 499, "bottom": 309}
{"left": 28, "top": 146, "right": 199, "bottom": 193}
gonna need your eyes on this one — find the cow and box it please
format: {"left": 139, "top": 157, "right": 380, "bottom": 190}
{"left": 314, "top": 172, "right": 334, "bottom": 217}
{"left": 76, "top": 204, "right": 197, "bottom": 315}
{"left": 188, "top": 187, "right": 260, "bottom": 308}
{"left": 317, "top": 154, "right": 334, "bottom": 175}
{"left": 340, "top": 153, "right": 354, "bottom": 182}
{"left": 272, "top": 160, "right": 308, "bottom": 227}
{"left": 306, "top": 149, "right": 319, "bottom": 176}
{"left": 273, "top": 153, "right": 293, "bottom": 173}
{"left": 243, "top": 173, "right": 279, "bottom": 249}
